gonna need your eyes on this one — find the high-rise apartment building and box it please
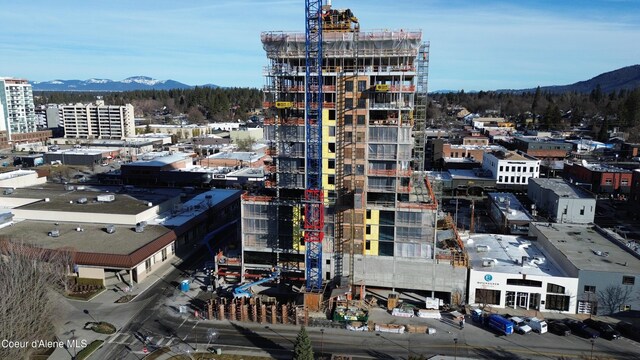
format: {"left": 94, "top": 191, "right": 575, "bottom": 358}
{"left": 62, "top": 100, "right": 135, "bottom": 139}
{"left": 241, "top": 4, "right": 467, "bottom": 295}
{"left": 0, "top": 77, "right": 37, "bottom": 139}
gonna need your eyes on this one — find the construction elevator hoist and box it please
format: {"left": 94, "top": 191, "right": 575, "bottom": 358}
{"left": 303, "top": 0, "right": 324, "bottom": 292}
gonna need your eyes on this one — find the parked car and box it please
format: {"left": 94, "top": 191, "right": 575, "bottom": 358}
{"left": 583, "top": 319, "right": 620, "bottom": 340}
{"left": 524, "top": 317, "right": 548, "bottom": 334}
{"left": 547, "top": 320, "right": 571, "bottom": 336}
{"left": 564, "top": 319, "right": 600, "bottom": 339}
{"left": 507, "top": 315, "right": 532, "bottom": 334}
{"left": 616, "top": 321, "right": 640, "bottom": 342}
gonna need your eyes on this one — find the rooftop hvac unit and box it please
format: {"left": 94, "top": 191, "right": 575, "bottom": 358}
{"left": 135, "top": 225, "right": 145, "bottom": 233}
{"left": 106, "top": 224, "right": 116, "bottom": 234}
{"left": 97, "top": 194, "right": 115, "bottom": 202}
{"left": 481, "top": 258, "right": 497, "bottom": 267}
{"left": 76, "top": 197, "right": 88, "bottom": 204}
{"left": 476, "top": 245, "right": 490, "bottom": 252}
{"left": 48, "top": 229, "right": 60, "bottom": 237}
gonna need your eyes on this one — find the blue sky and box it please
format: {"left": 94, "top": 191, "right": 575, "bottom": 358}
{"left": 1, "top": 0, "right": 639, "bottom": 91}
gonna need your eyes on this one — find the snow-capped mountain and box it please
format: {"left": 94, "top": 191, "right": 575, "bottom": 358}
{"left": 31, "top": 76, "right": 214, "bottom": 91}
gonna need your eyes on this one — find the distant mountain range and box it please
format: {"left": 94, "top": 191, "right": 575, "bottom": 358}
{"left": 31, "top": 76, "right": 218, "bottom": 91}
{"left": 498, "top": 65, "right": 640, "bottom": 94}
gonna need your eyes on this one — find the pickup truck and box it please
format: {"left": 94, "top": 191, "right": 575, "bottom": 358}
{"left": 509, "top": 316, "right": 532, "bottom": 334}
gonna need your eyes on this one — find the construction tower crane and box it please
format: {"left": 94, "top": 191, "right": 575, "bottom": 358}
{"left": 303, "top": 0, "right": 324, "bottom": 292}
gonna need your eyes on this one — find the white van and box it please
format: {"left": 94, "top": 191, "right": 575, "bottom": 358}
{"left": 526, "top": 317, "right": 548, "bottom": 334}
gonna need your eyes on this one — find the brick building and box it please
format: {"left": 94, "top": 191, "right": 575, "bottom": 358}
{"left": 564, "top": 162, "right": 633, "bottom": 194}
{"left": 511, "top": 137, "right": 572, "bottom": 160}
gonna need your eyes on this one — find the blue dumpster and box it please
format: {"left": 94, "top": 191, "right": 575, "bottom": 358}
{"left": 180, "top": 280, "right": 190, "bottom": 292}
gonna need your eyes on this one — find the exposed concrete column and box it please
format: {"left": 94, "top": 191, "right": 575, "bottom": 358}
{"left": 128, "top": 268, "right": 134, "bottom": 285}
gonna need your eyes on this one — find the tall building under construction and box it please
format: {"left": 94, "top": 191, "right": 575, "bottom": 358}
{"left": 241, "top": 2, "right": 467, "bottom": 299}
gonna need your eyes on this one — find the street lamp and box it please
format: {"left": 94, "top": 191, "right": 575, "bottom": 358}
{"left": 590, "top": 338, "right": 595, "bottom": 360}
{"left": 453, "top": 337, "right": 458, "bottom": 360}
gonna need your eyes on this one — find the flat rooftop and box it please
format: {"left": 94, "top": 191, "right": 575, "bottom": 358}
{"left": 148, "top": 189, "right": 240, "bottom": 228}
{"left": 581, "top": 163, "right": 632, "bottom": 174}
{"left": 128, "top": 152, "right": 192, "bottom": 167}
{"left": 0, "top": 169, "right": 37, "bottom": 180}
{"left": 488, "top": 192, "right": 533, "bottom": 222}
{"left": 467, "top": 233, "right": 565, "bottom": 276}
{"left": 448, "top": 169, "right": 494, "bottom": 180}
{"left": 207, "top": 151, "right": 263, "bottom": 163}
{"left": 2, "top": 185, "right": 177, "bottom": 214}
{"left": 489, "top": 151, "right": 532, "bottom": 161}
{"left": 515, "top": 137, "right": 570, "bottom": 144}
{"left": 449, "top": 144, "right": 505, "bottom": 151}
{"left": 0, "top": 220, "right": 171, "bottom": 256}
{"left": 228, "top": 167, "right": 265, "bottom": 178}
{"left": 531, "top": 222, "right": 640, "bottom": 273}
{"left": 47, "top": 148, "right": 120, "bottom": 156}
{"left": 529, "top": 178, "right": 594, "bottom": 199}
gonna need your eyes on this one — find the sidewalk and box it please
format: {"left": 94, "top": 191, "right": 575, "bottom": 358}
{"left": 48, "top": 250, "right": 198, "bottom": 360}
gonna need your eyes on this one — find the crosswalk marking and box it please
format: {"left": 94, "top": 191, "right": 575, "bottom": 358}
{"left": 108, "top": 333, "right": 131, "bottom": 344}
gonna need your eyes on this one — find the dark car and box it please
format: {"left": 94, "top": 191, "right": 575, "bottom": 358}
{"left": 616, "top": 321, "right": 640, "bottom": 342}
{"left": 548, "top": 320, "right": 571, "bottom": 336}
{"left": 564, "top": 319, "right": 600, "bottom": 339}
{"left": 583, "top": 319, "right": 620, "bottom": 340}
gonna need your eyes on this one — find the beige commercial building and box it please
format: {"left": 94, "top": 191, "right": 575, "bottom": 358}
{"left": 63, "top": 100, "right": 135, "bottom": 140}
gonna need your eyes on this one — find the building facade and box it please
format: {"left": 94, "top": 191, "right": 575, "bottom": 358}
{"left": 564, "top": 162, "right": 633, "bottom": 194}
{"left": 486, "top": 192, "right": 533, "bottom": 234}
{"left": 0, "top": 78, "right": 37, "bottom": 140}
{"left": 528, "top": 178, "right": 596, "bottom": 224}
{"left": 512, "top": 137, "right": 572, "bottom": 159}
{"left": 63, "top": 100, "right": 135, "bottom": 139}
{"left": 467, "top": 233, "right": 579, "bottom": 314}
{"left": 241, "top": 5, "right": 468, "bottom": 298}
{"left": 482, "top": 150, "right": 540, "bottom": 189}
{"left": 529, "top": 223, "right": 640, "bottom": 315}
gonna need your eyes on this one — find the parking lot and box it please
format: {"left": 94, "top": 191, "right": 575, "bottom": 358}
{"left": 364, "top": 305, "right": 640, "bottom": 359}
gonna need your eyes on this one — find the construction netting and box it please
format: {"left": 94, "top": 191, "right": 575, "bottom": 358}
{"left": 261, "top": 30, "right": 422, "bottom": 57}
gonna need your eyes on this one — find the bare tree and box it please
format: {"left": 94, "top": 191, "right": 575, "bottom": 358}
{"left": 235, "top": 136, "right": 256, "bottom": 152}
{"left": 597, "top": 284, "right": 633, "bottom": 315}
{"left": 0, "top": 239, "right": 72, "bottom": 359}
{"left": 473, "top": 288, "right": 497, "bottom": 313}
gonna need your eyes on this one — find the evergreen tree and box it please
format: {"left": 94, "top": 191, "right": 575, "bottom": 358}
{"left": 293, "top": 326, "right": 314, "bottom": 360}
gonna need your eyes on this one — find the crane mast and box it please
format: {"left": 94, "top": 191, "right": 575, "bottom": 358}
{"left": 304, "top": 0, "right": 324, "bottom": 292}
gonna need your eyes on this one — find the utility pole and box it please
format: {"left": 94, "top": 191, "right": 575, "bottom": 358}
{"left": 469, "top": 200, "right": 475, "bottom": 233}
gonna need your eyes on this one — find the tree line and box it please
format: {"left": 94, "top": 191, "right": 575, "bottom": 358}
{"left": 35, "top": 87, "right": 263, "bottom": 123}
{"left": 428, "top": 86, "right": 640, "bottom": 141}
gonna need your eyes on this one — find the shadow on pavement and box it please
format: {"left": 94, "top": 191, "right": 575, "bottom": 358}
{"left": 473, "top": 346, "right": 523, "bottom": 360}
{"left": 229, "top": 322, "right": 288, "bottom": 359}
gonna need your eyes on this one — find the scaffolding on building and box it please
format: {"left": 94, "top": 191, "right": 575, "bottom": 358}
{"left": 246, "top": 3, "right": 456, "bottom": 298}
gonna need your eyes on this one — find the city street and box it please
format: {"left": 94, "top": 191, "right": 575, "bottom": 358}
{"left": 88, "top": 252, "right": 640, "bottom": 360}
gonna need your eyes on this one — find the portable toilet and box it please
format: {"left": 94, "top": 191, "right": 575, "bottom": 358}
{"left": 180, "top": 280, "right": 190, "bottom": 292}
